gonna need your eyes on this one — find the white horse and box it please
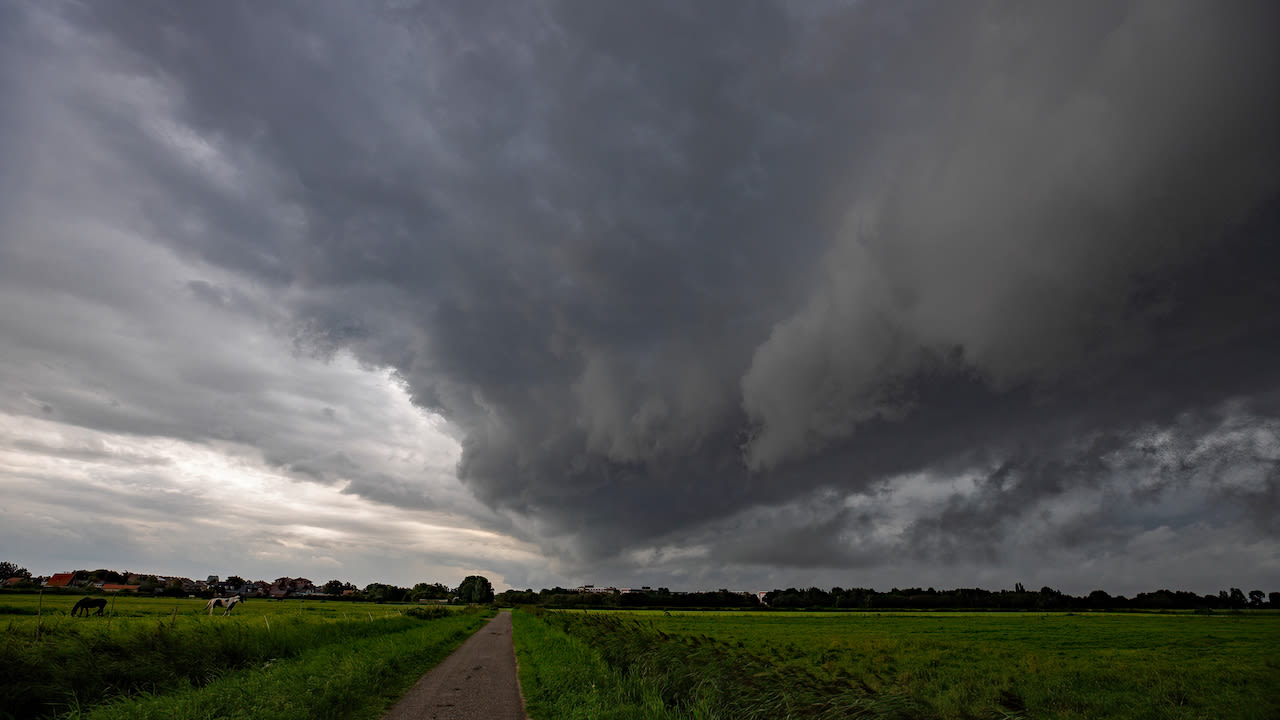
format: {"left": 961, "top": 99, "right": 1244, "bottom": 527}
{"left": 205, "top": 596, "right": 241, "bottom": 616}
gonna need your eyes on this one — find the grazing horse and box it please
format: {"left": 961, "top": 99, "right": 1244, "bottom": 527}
{"left": 205, "top": 596, "right": 242, "bottom": 616}
{"left": 71, "top": 597, "right": 107, "bottom": 617}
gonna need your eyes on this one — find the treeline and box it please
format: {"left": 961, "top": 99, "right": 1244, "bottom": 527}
{"left": 765, "top": 585, "right": 1280, "bottom": 611}
{"left": 0, "top": 560, "right": 497, "bottom": 605}
{"left": 498, "top": 587, "right": 760, "bottom": 609}
{"left": 497, "top": 584, "right": 1280, "bottom": 611}
{"left": 359, "top": 576, "right": 494, "bottom": 604}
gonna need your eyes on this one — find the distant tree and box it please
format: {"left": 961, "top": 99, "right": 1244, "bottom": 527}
{"left": 322, "top": 579, "right": 346, "bottom": 595}
{"left": 0, "top": 561, "right": 30, "bottom": 580}
{"left": 495, "top": 588, "right": 538, "bottom": 605}
{"left": 1014, "top": 582, "right": 1026, "bottom": 593}
{"left": 455, "top": 575, "right": 494, "bottom": 604}
{"left": 1037, "top": 586, "right": 1066, "bottom": 609}
{"left": 1248, "top": 590, "right": 1265, "bottom": 608}
{"left": 1229, "top": 588, "right": 1248, "bottom": 609}
{"left": 1088, "top": 590, "right": 1112, "bottom": 608}
{"left": 1269, "top": 592, "right": 1280, "bottom": 609}
{"left": 362, "top": 583, "right": 408, "bottom": 603}
{"left": 226, "top": 575, "right": 246, "bottom": 589}
{"left": 410, "top": 582, "right": 450, "bottom": 601}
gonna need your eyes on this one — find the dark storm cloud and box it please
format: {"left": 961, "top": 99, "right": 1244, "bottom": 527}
{"left": 6, "top": 0, "right": 1279, "bottom": 588}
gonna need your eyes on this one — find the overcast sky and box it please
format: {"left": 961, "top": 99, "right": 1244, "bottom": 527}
{"left": 2, "top": 0, "right": 1278, "bottom": 595}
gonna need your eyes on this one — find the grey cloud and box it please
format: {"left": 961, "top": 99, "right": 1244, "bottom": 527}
{"left": 598, "top": 404, "right": 1280, "bottom": 593}
{"left": 4, "top": 0, "right": 1279, "bottom": 591}
{"left": 5, "top": 437, "right": 174, "bottom": 467}
{"left": 742, "top": 0, "right": 1280, "bottom": 468}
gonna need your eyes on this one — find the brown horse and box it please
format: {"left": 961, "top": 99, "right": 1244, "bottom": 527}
{"left": 71, "top": 597, "right": 107, "bottom": 617}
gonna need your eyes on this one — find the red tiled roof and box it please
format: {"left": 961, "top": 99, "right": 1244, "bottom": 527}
{"left": 101, "top": 584, "right": 140, "bottom": 592}
{"left": 45, "top": 573, "right": 75, "bottom": 587}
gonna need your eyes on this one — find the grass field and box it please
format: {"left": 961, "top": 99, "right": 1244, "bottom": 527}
{"left": 0, "top": 593, "right": 491, "bottom": 719}
{"left": 514, "top": 608, "right": 1280, "bottom": 720}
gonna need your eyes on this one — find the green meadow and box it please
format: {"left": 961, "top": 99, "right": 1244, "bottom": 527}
{"left": 0, "top": 593, "right": 490, "bottom": 720}
{"left": 514, "top": 608, "right": 1280, "bottom": 720}
{"left": 8, "top": 595, "right": 1278, "bottom": 719}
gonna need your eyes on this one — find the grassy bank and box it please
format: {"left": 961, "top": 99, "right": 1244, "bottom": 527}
{"left": 513, "top": 608, "right": 1280, "bottom": 720}
{"left": 0, "top": 594, "right": 490, "bottom": 719}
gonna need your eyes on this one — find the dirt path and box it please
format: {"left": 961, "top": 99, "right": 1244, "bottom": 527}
{"left": 381, "top": 610, "right": 528, "bottom": 720}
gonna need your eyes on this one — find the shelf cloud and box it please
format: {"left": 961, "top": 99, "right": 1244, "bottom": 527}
{"left": 2, "top": 0, "right": 1277, "bottom": 593}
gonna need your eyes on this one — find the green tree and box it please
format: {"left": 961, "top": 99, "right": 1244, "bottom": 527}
{"left": 226, "top": 575, "right": 246, "bottom": 588}
{"left": 411, "top": 582, "right": 450, "bottom": 600}
{"left": 455, "top": 575, "right": 494, "bottom": 604}
{"left": 0, "top": 561, "right": 30, "bottom": 580}
{"left": 322, "top": 579, "right": 345, "bottom": 595}
{"left": 363, "top": 583, "right": 393, "bottom": 602}
{"left": 89, "top": 569, "right": 123, "bottom": 583}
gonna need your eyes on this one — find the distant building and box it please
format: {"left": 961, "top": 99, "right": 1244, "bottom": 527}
{"left": 44, "top": 573, "right": 76, "bottom": 588}
{"left": 268, "top": 577, "right": 316, "bottom": 598}
{"left": 100, "top": 584, "right": 140, "bottom": 593}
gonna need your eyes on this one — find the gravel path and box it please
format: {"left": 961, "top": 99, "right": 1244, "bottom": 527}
{"left": 381, "top": 610, "right": 528, "bottom": 720}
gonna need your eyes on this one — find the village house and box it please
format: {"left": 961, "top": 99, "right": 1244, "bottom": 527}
{"left": 268, "top": 577, "right": 317, "bottom": 598}
{"left": 43, "top": 572, "right": 77, "bottom": 588}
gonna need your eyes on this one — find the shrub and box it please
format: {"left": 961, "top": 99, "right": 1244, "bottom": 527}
{"left": 404, "top": 605, "right": 449, "bottom": 620}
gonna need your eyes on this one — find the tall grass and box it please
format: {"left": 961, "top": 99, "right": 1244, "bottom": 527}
{"left": 0, "top": 595, "right": 490, "bottom": 719}
{"left": 513, "top": 609, "right": 921, "bottom": 720}
{"left": 516, "top": 609, "right": 1280, "bottom": 720}
{"left": 73, "top": 610, "right": 491, "bottom": 720}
